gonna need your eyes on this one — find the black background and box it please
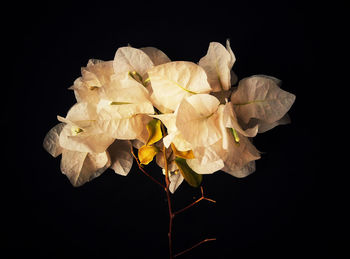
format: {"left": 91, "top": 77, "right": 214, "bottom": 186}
{"left": 7, "top": 1, "right": 345, "bottom": 258}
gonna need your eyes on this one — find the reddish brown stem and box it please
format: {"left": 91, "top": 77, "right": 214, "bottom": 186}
{"left": 133, "top": 123, "right": 216, "bottom": 258}
{"left": 174, "top": 238, "right": 217, "bottom": 258}
{"left": 130, "top": 146, "right": 166, "bottom": 190}
{"left": 174, "top": 187, "right": 216, "bottom": 216}
{"left": 163, "top": 143, "right": 174, "bottom": 259}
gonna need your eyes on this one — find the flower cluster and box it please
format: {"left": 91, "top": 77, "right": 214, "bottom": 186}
{"left": 44, "top": 40, "right": 295, "bottom": 191}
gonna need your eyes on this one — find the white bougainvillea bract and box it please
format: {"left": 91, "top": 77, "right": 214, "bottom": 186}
{"left": 43, "top": 40, "right": 295, "bottom": 190}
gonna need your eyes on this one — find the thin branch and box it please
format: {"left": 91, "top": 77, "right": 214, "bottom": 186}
{"left": 174, "top": 186, "right": 216, "bottom": 216}
{"left": 161, "top": 123, "right": 174, "bottom": 259}
{"left": 174, "top": 238, "right": 217, "bottom": 258}
{"left": 130, "top": 146, "right": 166, "bottom": 190}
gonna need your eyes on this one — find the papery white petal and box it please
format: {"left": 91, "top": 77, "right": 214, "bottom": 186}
{"left": 108, "top": 140, "right": 133, "bottom": 176}
{"left": 223, "top": 102, "right": 258, "bottom": 137}
{"left": 70, "top": 60, "right": 114, "bottom": 104}
{"left": 70, "top": 78, "right": 101, "bottom": 104}
{"left": 59, "top": 124, "right": 114, "bottom": 153}
{"left": 141, "top": 47, "right": 171, "bottom": 65}
{"left": 113, "top": 47, "right": 153, "bottom": 78}
{"left": 223, "top": 161, "right": 256, "bottom": 178}
{"left": 83, "top": 60, "right": 114, "bottom": 86}
{"left": 187, "top": 157, "right": 224, "bottom": 175}
{"left": 176, "top": 94, "right": 221, "bottom": 147}
{"left": 60, "top": 150, "right": 110, "bottom": 187}
{"left": 97, "top": 106, "right": 153, "bottom": 139}
{"left": 43, "top": 123, "right": 65, "bottom": 157}
{"left": 231, "top": 76, "right": 296, "bottom": 125}
{"left": 171, "top": 133, "right": 192, "bottom": 151}
{"left": 148, "top": 61, "right": 211, "bottom": 112}
{"left": 221, "top": 129, "right": 260, "bottom": 174}
{"left": 169, "top": 173, "right": 184, "bottom": 194}
{"left": 101, "top": 73, "right": 151, "bottom": 104}
{"left": 257, "top": 114, "right": 291, "bottom": 133}
{"left": 64, "top": 102, "right": 98, "bottom": 125}
{"left": 199, "top": 41, "right": 234, "bottom": 91}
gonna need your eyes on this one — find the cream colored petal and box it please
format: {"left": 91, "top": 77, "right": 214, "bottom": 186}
{"left": 108, "top": 140, "right": 133, "bottom": 176}
{"left": 97, "top": 108, "right": 153, "bottom": 139}
{"left": 149, "top": 92, "right": 174, "bottom": 114}
{"left": 100, "top": 73, "right": 151, "bottom": 104}
{"left": 59, "top": 124, "right": 114, "bottom": 153}
{"left": 231, "top": 75, "right": 296, "bottom": 125}
{"left": 43, "top": 123, "right": 65, "bottom": 157}
{"left": 150, "top": 113, "right": 192, "bottom": 150}
{"left": 199, "top": 42, "right": 233, "bottom": 91}
{"left": 84, "top": 60, "right": 114, "bottom": 86}
{"left": 64, "top": 102, "right": 98, "bottom": 123}
{"left": 176, "top": 94, "right": 221, "bottom": 147}
{"left": 147, "top": 61, "right": 211, "bottom": 111}
{"left": 113, "top": 46, "right": 154, "bottom": 78}
{"left": 223, "top": 161, "right": 256, "bottom": 178}
{"left": 169, "top": 172, "right": 184, "bottom": 194}
{"left": 171, "top": 133, "right": 193, "bottom": 151}
{"left": 141, "top": 47, "right": 171, "bottom": 65}
{"left": 151, "top": 113, "right": 177, "bottom": 132}
{"left": 256, "top": 114, "right": 291, "bottom": 133}
{"left": 223, "top": 103, "right": 258, "bottom": 137}
{"left": 97, "top": 99, "right": 154, "bottom": 119}
{"left": 226, "top": 39, "right": 236, "bottom": 68}
{"left": 61, "top": 150, "right": 110, "bottom": 187}
{"left": 187, "top": 157, "right": 224, "bottom": 175}
{"left": 221, "top": 129, "right": 260, "bottom": 175}
{"left": 70, "top": 78, "right": 101, "bottom": 104}
{"left": 81, "top": 69, "right": 101, "bottom": 88}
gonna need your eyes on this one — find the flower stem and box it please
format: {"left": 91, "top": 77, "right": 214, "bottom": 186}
{"left": 162, "top": 127, "right": 174, "bottom": 259}
{"left": 174, "top": 238, "right": 217, "bottom": 258}
{"left": 130, "top": 146, "right": 166, "bottom": 190}
{"left": 174, "top": 186, "right": 216, "bottom": 216}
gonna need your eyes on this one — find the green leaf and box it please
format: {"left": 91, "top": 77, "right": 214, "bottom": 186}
{"left": 174, "top": 157, "right": 202, "bottom": 187}
{"left": 146, "top": 119, "right": 163, "bottom": 146}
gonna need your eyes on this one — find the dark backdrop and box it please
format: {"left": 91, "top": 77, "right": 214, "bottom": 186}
{"left": 7, "top": 1, "right": 343, "bottom": 258}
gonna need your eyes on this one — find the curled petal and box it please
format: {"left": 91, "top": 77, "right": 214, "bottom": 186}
{"left": 100, "top": 73, "right": 151, "bottom": 104}
{"left": 199, "top": 41, "right": 235, "bottom": 91}
{"left": 60, "top": 150, "right": 110, "bottom": 187}
{"left": 113, "top": 46, "right": 154, "bottom": 78}
{"left": 60, "top": 102, "right": 98, "bottom": 126}
{"left": 223, "top": 161, "right": 256, "bottom": 178}
{"left": 223, "top": 102, "right": 258, "bottom": 138}
{"left": 59, "top": 124, "right": 115, "bottom": 153}
{"left": 43, "top": 123, "right": 65, "bottom": 157}
{"left": 108, "top": 140, "right": 133, "bottom": 176}
{"left": 222, "top": 129, "right": 261, "bottom": 175}
{"left": 97, "top": 102, "right": 153, "bottom": 139}
{"left": 141, "top": 47, "right": 171, "bottom": 65}
{"left": 169, "top": 172, "right": 184, "bottom": 194}
{"left": 231, "top": 76, "right": 296, "bottom": 128}
{"left": 176, "top": 94, "right": 221, "bottom": 147}
{"left": 148, "top": 61, "right": 211, "bottom": 112}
